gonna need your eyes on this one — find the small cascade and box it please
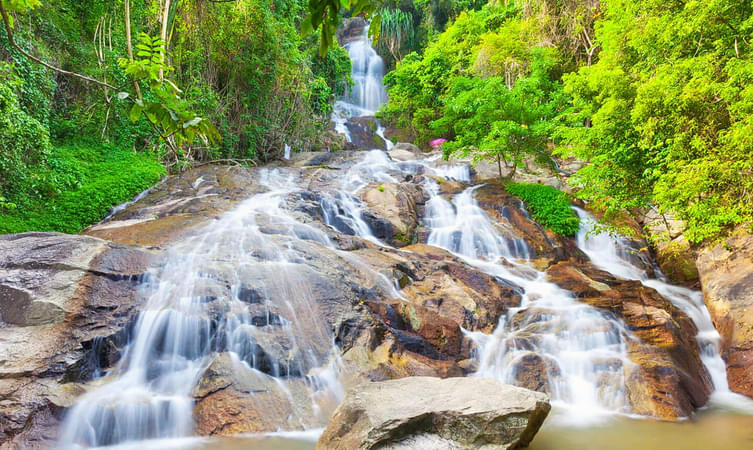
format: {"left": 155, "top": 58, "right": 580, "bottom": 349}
{"left": 331, "top": 23, "right": 393, "bottom": 149}
{"left": 59, "top": 170, "right": 346, "bottom": 448}
{"left": 421, "top": 180, "right": 634, "bottom": 424}
{"left": 319, "top": 150, "right": 470, "bottom": 245}
{"left": 574, "top": 208, "right": 753, "bottom": 411}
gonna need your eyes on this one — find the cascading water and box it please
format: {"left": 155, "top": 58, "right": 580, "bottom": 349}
{"left": 574, "top": 208, "right": 753, "bottom": 412}
{"left": 57, "top": 147, "right": 753, "bottom": 448}
{"left": 422, "top": 181, "right": 634, "bottom": 424}
{"left": 331, "top": 23, "right": 393, "bottom": 149}
{"left": 59, "top": 170, "right": 346, "bottom": 448}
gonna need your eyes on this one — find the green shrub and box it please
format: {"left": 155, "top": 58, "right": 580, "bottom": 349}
{"left": 0, "top": 62, "right": 53, "bottom": 202}
{"left": 0, "top": 142, "right": 165, "bottom": 234}
{"left": 505, "top": 182, "right": 579, "bottom": 236}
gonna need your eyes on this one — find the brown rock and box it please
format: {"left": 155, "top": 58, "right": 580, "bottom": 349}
{"left": 546, "top": 260, "right": 712, "bottom": 419}
{"left": 0, "top": 233, "right": 152, "bottom": 447}
{"left": 697, "top": 234, "right": 753, "bottom": 398}
{"left": 361, "top": 182, "right": 423, "bottom": 247}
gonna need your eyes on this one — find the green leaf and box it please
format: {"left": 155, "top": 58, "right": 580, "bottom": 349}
{"left": 129, "top": 103, "right": 144, "bottom": 122}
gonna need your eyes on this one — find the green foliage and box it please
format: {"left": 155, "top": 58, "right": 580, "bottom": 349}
{"left": 304, "top": 0, "right": 385, "bottom": 56}
{"left": 505, "top": 182, "right": 580, "bottom": 236}
{"left": 377, "top": 8, "right": 414, "bottom": 61}
{"left": 118, "top": 32, "right": 220, "bottom": 164}
{"left": 556, "top": 0, "right": 753, "bottom": 242}
{"left": 381, "top": 4, "right": 498, "bottom": 143}
{"left": 436, "top": 48, "right": 565, "bottom": 175}
{"left": 0, "top": 141, "right": 165, "bottom": 234}
{"left": 0, "top": 61, "right": 52, "bottom": 203}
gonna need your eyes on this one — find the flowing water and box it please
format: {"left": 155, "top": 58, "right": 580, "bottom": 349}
{"left": 421, "top": 181, "right": 633, "bottom": 424}
{"left": 331, "top": 23, "right": 393, "bottom": 149}
{"left": 59, "top": 170, "right": 347, "bottom": 448}
{"left": 59, "top": 149, "right": 753, "bottom": 448}
{"left": 574, "top": 208, "right": 753, "bottom": 412}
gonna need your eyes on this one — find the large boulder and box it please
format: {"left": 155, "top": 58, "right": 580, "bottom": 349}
{"left": 317, "top": 377, "right": 550, "bottom": 450}
{"left": 696, "top": 234, "right": 753, "bottom": 398}
{"left": 360, "top": 182, "right": 424, "bottom": 247}
{"left": 0, "top": 233, "right": 153, "bottom": 447}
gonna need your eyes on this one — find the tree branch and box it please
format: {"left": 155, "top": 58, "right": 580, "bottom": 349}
{"left": 0, "top": 2, "right": 116, "bottom": 90}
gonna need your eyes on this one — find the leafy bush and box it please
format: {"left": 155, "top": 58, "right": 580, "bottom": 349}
{"left": 0, "top": 142, "right": 165, "bottom": 234}
{"left": 505, "top": 182, "right": 579, "bottom": 236}
{"left": 0, "top": 62, "right": 52, "bottom": 203}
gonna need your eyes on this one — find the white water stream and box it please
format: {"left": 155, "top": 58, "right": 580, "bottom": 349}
{"left": 331, "top": 23, "right": 393, "bottom": 150}
{"left": 320, "top": 150, "right": 752, "bottom": 423}
{"left": 60, "top": 171, "right": 346, "bottom": 448}
{"left": 422, "top": 182, "right": 633, "bottom": 424}
{"left": 574, "top": 208, "right": 753, "bottom": 412}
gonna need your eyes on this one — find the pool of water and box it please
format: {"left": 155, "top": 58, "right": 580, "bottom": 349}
{"left": 181, "top": 408, "right": 753, "bottom": 450}
{"left": 532, "top": 410, "right": 753, "bottom": 450}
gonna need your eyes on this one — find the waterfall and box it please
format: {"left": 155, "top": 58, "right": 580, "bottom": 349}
{"left": 574, "top": 208, "right": 753, "bottom": 412}
{"left": 59, "top": 170, "right": 345, "bottom": 448}
{"left": 421, "top": 181, "right": 633, "bottom": 424}
{"left": 331, "top": 23, "right": 394, "bottom": 149}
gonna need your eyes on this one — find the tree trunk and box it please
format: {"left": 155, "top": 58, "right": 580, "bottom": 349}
{"left": 159, "top": 0, "right": 171, "bottom": 81}
{"left": 124, "top": 0, "right": 142, "bottom": 101}
{"left": 497, "top": 154, "right": 502, "bottom": 179}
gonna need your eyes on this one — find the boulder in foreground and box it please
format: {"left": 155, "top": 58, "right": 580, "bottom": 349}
{"left": 317, "top": 376, "right": 550, "bottom": 450}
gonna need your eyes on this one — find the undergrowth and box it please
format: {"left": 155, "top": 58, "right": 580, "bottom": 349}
{"left": 505, "top": 182, "right": 580, "bottom": 236}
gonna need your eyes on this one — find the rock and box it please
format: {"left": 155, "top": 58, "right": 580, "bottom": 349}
{"left": 388, "top": 143, "right": 422, "bottom": 162}
{"left": 192, "top": 353, "right": 335, "bottom": 435}
{"left": 641, "top": 210, "right": 698, "bottom": 284}
{"left": 85, "top": 165, "right": 267, "bottom": 246}
{"left": 337, "top": 17, "right": 367, "bottom": 46}
{"left": 317, "top": 377, "right": 550, "bottom": 450}
{"left": 346, "top": 117, "right": 386, "bottom": 150}
{"left": 382, "top": 124, "right": 415, "bottom": 145}
{"left": 509, "top": 353, "right": 561, "bottom": 395}
{"left": 473, "top": 182, "right": 577, "bottom": 265}
{"left": 361, "top": 182, "right": 423, "bottom": 247}
{"left": 0, "top": 233, "right": 152, "bottom": 446}
{"left": 697, "top": 234, "right": 753, "bottom": 398}
{"left": 546, "top": 260, "right": 713, "bottom": 418}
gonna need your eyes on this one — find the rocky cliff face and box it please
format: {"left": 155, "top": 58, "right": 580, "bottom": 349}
{"left": 697, "top": 235, "right": 753, "bottom": 398}
{"left": 0, "top": 149, "right": 729, "bottom": 447}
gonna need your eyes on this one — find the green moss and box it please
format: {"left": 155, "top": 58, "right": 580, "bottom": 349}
{"left": 505, "top": 182, "right": 580, "bottom": 236}
{"left": 0, "top": 141, "right": 165, "bottom": 234}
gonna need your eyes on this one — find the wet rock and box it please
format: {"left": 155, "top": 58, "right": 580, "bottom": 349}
{"left": 0, "top": 233, "right": 152, "bottom": 446}
{"left": 474, "top": 182, "right": 577, "bottom": 265}
{"left": 360, "top": 182, "right": 423, "bottom": 247}
{"left": 337, "top": 17, "right": 367, "bottom": 46}
{"left": 510, "top": 353, "right": 561, "bottom": 395}
{"left": 697, "top": 234, "right": 753, "bottom": 398}
{"left": 346, "top": 117, "right": 385, "bottom": 150}
{"left": 193, "top": 353, "right": 331, "bottom": 436}
{"left": 85, "top": 165, "right": 267, "bottom": 246}
{"left": 546, "top": 261, "right": 713, "bottom": 418}
{"left": 388, "top": 143, "right": 422, "bottom": 161}
{"left": 317, "top": 377, "right": 550, "bottom": 450}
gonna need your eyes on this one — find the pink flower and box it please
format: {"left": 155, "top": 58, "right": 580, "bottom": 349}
{"left": 429, "top": 138, "right": 447, "bottom": 148}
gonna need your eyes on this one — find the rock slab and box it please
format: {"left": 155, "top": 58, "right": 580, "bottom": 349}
{"left": 317, "top": 377, "right": 550, "bottom": 450}
{"left": 697, "top": 234, "right": 753, "bottom": 398}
